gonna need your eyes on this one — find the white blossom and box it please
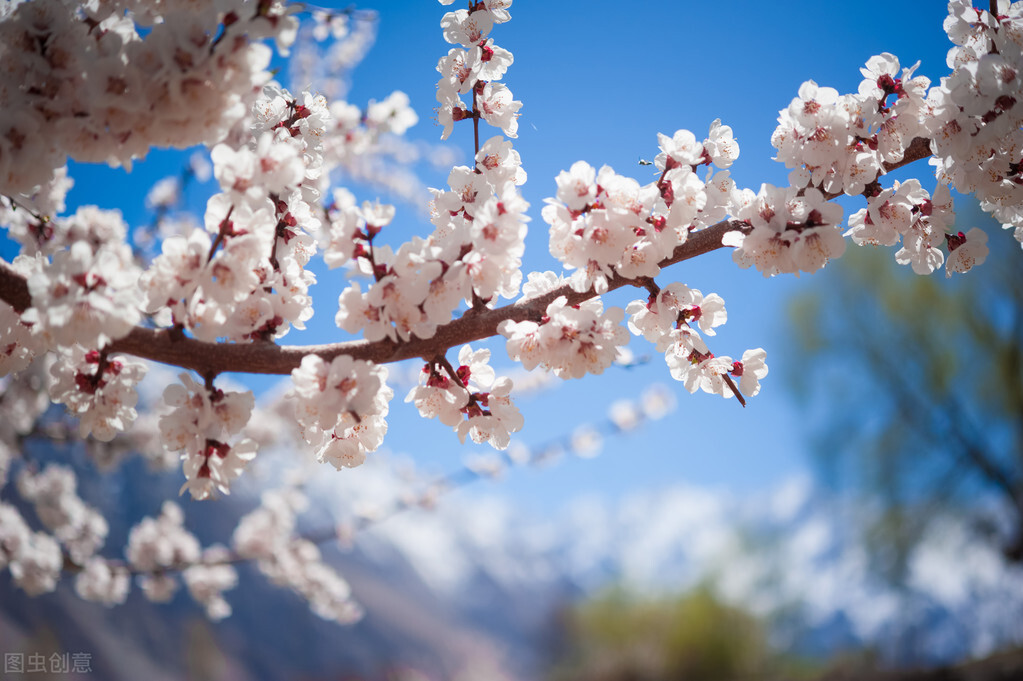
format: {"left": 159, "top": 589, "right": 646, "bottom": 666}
{"left": 183, "top": 545, "right": 238, "bottom": 621}
{"left": 126, "top": 501, "right": 200, "bottom": 576}
{"left": 945, "top": 227, "right": 989, "bottom": 277}
{"left": 75, "top": 557, "right": 130, "bottom": 606}
{"left": 290, "top": 355, "right": 392, "bottom": 469}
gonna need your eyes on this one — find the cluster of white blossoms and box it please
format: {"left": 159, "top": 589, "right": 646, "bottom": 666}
{"left": 623, "top": 282, "right": 764, "bottom": 399}
{"left": 48, "top": 347, "right": 148, "bottom": 441}
{"left": 329, "top": 1, "right": 527, "bottom": 350}
{"left": 544, "top": 123, "right": 740, "bottom": 295}
{"left": 181, "top": 545, "right": 239, "bottom": 620}
{"left": 125, "top": 501, "right": 238, "bottom": 618}
{"left": 17, "top": 464, "right": 109, "bottom": 566}
{"left": 406, "top": 345, "right": 523, "bottom": 449}
{"left": 727, "top": 185, "right": 848, "bottom": 277}
{"left": 498, "top": 272, "right": 630, "bottom": 380}
{"left": 158, "top": 374, "right": 258, "bottom": 500}
{"left": 141, "top": 85, "right": 331, "bottom": 343}
{"left": 935, "top": 0, "right": 1023, "bottom": 239}
{"left": 17, "top": 207, "right": 142, "bottom": 350}
{"left": 290, "top": 354, "right": 392, "bottom": 470}
{"left": 773, "top": 56, "right": 930, "bottom": 197}
{"left": 844, "top": 179, "right": 977, "bottom": 276}
{"left": 751, "top": 2, "right": 1023, "bottom": 276}
{"left": 436, "top": 1, "right": 517, "bottom": 139}
{"left": 125, "top": 501, "right": 199, "bottom": 598}
{"left": 7, "top": 465, "right": 112, "bottom": 599}
{"left": 233, "top": 485, "right": 362, "bottom": 623}
{"left": 1, "top": 255, "right": 49, "bottom": 376}
{"left": 74, "top": 555, "right": 131, "bottom": 607}
{"left": 528, "top": 121, "right": 770, "bottom": 398}
{"left": 0, "top": 501, "right": 62, "bottom": 596}
{"left": 0, "top": 0, "right": 297, "bottom": 196}
{"left": 1, "top": 0, "right": 1022, "bottom": 626}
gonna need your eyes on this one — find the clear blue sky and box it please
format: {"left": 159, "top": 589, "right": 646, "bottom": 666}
{"left": 5, "top": 1, "right": 958, "bottom": 513}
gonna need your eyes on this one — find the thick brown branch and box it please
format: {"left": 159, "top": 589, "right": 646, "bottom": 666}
{"left": 0, "top": 219, "right": 748, "bottom": 376}
{"left": 0, "top": 260, "right": 32, "bottom": 312}
{"left": 883, "top": 136, "right": 933, "bottom": 175}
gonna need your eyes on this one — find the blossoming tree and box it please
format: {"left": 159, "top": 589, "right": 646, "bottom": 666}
{"left": 0, "top": 0, "right": 1020, "bottom": 623}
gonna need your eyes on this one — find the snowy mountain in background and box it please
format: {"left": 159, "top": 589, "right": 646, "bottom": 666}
{"left": 361, "top": 468, "right": 1023, "bottom": 667}
{"left": 3, "top": 456, "right": 1023, "bottom": 680}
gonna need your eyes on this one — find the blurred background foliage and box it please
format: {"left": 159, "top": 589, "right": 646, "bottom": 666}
{"left": 784, "top": 203, "right": 1023, "bottom": 582}
{"left": 547, "top": 584, "right": 819, "bottom": 681}
{"left": 545, "top": 204, "right": 1023, "bottom": 681}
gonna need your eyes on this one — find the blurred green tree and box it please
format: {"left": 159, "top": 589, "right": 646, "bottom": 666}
{"left": 785, "top": 207, "right": 1023, "bottom": 581}
{"left": 547, "top": 584, "right": 811, "bottom": 681}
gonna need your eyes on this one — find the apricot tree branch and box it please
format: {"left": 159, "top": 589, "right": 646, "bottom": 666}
{"left": 0, "top": 137, "right": 934, "bottom": 378}
{"left": 0, "top": 218, "right": 748, "bottom": 375}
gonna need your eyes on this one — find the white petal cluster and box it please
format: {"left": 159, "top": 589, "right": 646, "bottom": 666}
{"left": 0, "top": 501, "right": 63, "bottom": 596}
{"left": 211, "top": 133, "right": 306, "bottom": 202}
{"left": 139, "top": 228, "right": 212, "bottom": 327}
{"left": 3, "top": 205, "right": 144, "bottom": 376}
{"left": 48, "top": 348, "right": 147, "bottom": 441}
{"left": 8, "top": 532, "right": 63, "bottom": 597}
{"left": 158, "top": 374, "right": 258, "bottom": 500}
{"left": 406, "top": 345, "right": 523, "bottom": 450}
{"left": 436, "top": 3, "right": 520, "bottom": 140}
{"left": 626, "top": 283, "right": 727, "bottom": 351}
{"left": 8, "top": 203, "right": 123, "bottom": 258}
{"left": 773, "top": 54, "right": 928, "bottom": 196}
{"left": 337, "top": 96, "right": 529, "bottom": 342}
{"left": 74, "top": 557, "right": 130, "bottom": 607}
{"left": 322, "top": 188, "right": 363, "bottom": 269}
{"left": 17, "top": 464, "right": 108, "bottom": 565}
{"left": 233, "top": 487, "right": 362, "bottom": 624}
{"left": 0, "top": 303, "right": 38, "bottom": 376}
{"left": 846, "top": 179, "right": 930, "bottom": 247}
{"left": 140, "top": 86, "right": 328, "bottom": 343}
{"left": 328, "top": 0, "right": 526, "bottom": 356}
{"left": 545, "top": 123, "right": 740, "bottom": 293}
{"left": 0, "top": 0, "right": 295, "bottom": 197}
{"left": 183, "top": 545, "right": 238, "bottom": 620}
{"left": 290, "top": 355, "right": 392, "bottom": 470}
{"left": 846, "top": 180, "right": 966, "bottom": 275}
{"left": 926, "top": 1, "right": 1023, "bottom": 246}
{"left": 734, "top": 348, "right": 770, "bottom": 398}
{"left": 729, "top": 185, "right": 846, "bottom": 277}
{"left": 0, "top": 256, "right": 46, "bottom": 376}
{"left": 477, "top": 82, "right": 522, "bottom": 138}
{"left": 666, "top": 342, "right": 769, "bottom": 400}
{"left": 233, "top": 487, "right": 308, "bottom": 561}
{"left": 500, "top": 294, "right": 630, "bottom": 380}
{"left": 764, "top": 4, "right": 1023, "bottom": 263}
{"left": 477, "top": 135, "right": 526, "bottom": 186}
{"left": 336, "top": 238, "right": 448, "bottom": 343}
{"left": 623, "top": 282, "right": 762, "bottom": 400}
{"left": 125, "top": 501, "right": 200, "bottom": 602}
{"left": 0, "top": 167, "right": 73, "bottom": 248}
{"left": 22, "top": 234, "right": 142, "bottom": 350}
{"left": 0, "top": 359, "right": 51, "bottom": 444}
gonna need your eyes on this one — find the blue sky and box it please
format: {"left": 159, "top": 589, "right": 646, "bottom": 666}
{"left": 330, "top": 0, "right": 957, "bottom": 511}
{"left": 5, "top": 1, "right": 961, "bottom": 514}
